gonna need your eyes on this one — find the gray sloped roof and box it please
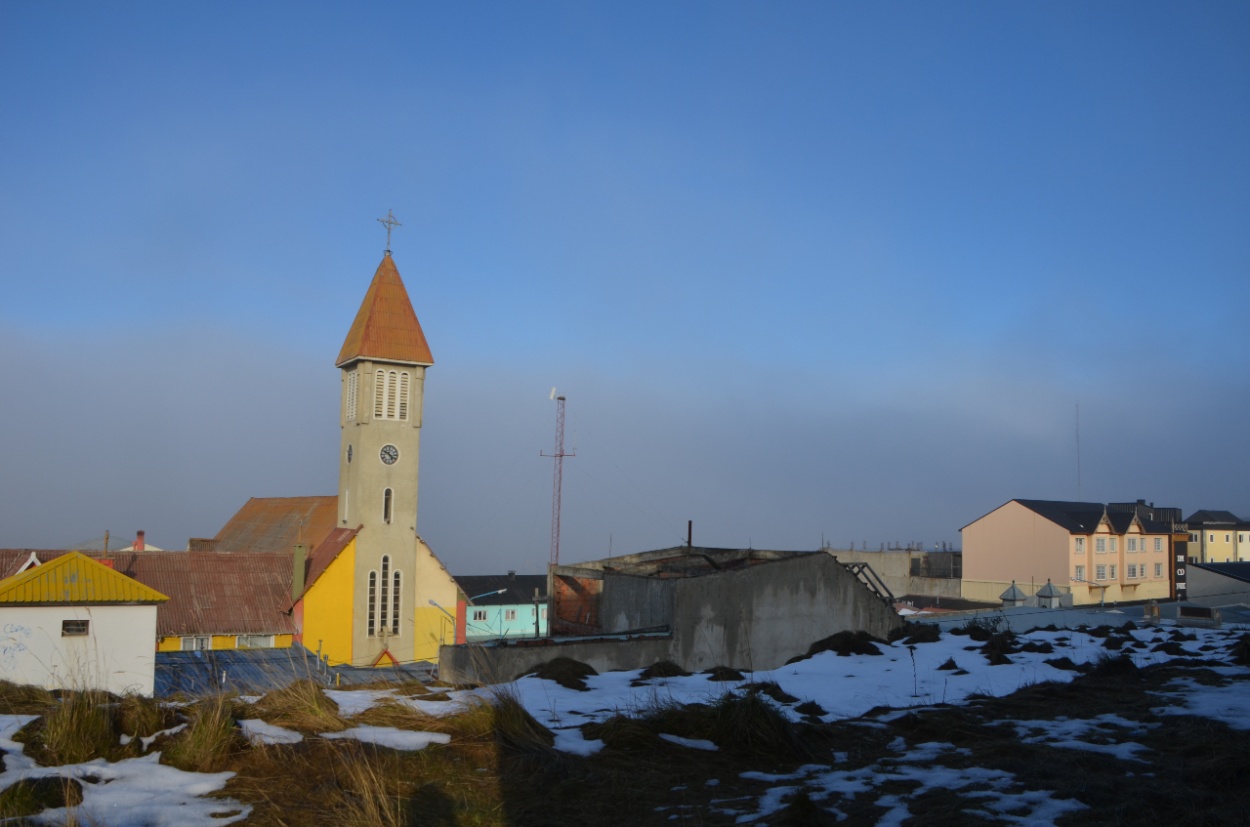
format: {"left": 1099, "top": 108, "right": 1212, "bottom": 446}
{"left": 1185, "top": 510, "right": 1245, "bottom": 526}
{"left": 1012, "top": 499, "right": 1173, "bottom": 535}
{"left": 454, "top": 574, "right": 547, "bottom": 606}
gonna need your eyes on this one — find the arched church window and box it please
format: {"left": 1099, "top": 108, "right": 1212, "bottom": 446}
{"left": 371, "top": 369, "right": 411, "bottom": 421}
{"left": 345, "top": 370, "right": 358, "bottom": 421}
{"left": 374, "top": 370, "right": 385, "bottom": 419}
{"left": 367, "top": 571, "right": 377, "bottom": 637}
{"left": 385, "top": 370, "right": 398, "bottom": 419}
{"left": 391, "top": 570, "right": 401, "bottom": 635}
{"left": 380, "top": 556, "right": 390, "bottom": 633}
{"left": 398, "top": 372, "right": 410, "bottom": 420}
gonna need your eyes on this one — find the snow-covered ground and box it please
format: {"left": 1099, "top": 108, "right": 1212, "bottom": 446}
{"left": 0, "top": 621, "right": 1245, "bottom": 825}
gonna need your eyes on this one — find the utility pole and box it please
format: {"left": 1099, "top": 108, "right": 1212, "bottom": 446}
{"left": 541, "top": 390, "right": 575, "bottom": 567}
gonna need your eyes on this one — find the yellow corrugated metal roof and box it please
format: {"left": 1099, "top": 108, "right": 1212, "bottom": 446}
{"left": 0, "top": 552, "right": 169, "bottom": 605}
{"left": 336, "top": 253, "right": 434, "bottom": 367}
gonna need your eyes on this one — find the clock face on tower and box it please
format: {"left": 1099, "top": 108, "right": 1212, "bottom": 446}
{"left": 379, "top": 444, "right": 399, "bottom": 465}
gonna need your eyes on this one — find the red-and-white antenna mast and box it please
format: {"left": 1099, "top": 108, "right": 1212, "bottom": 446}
{"left": 541, "top": 389, "right": 575, "bottom": 567}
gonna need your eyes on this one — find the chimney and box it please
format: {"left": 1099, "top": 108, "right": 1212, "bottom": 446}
{"left": 134, "top": 530, "right": 145, "bottom": 552}
{"left": 292, "top": 544, "right": 307, "bottom": 602}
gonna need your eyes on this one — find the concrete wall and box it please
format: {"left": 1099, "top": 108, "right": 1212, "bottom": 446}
{"left": 829, "top": 550, "right": 962, "bottom": 601}
{"left": 599, "top": 574, "right": 674, "bottom": 632}
{"left": 1185, "top": 566, "right": 1250, "bottom": 606}
{"left": 0, "top": 605, "right": 159, "bottom": 696}
{"left": 440, "top": 552, "right": 903, "bottom": 684}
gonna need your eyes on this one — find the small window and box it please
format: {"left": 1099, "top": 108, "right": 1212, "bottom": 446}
{"left": 1210, "top": 533, "right": 1215, "bottom": 543}
{"left": 1096, "top": 565, "right": 1107, "bottom": 581}
{"left": 1155, "top": 563, "right": 1163, "bottom": 577}
{"left": 237, "top": 635, "right": 273, "bottom": 649}
{"left": 398, "top": 372, "right": 410, "bottom": 421}
{"left": 61, "top": 619, "right": 89, "bottom": 637}
{"left": 472, "top": 609, "right": 487, "bottom": 622}
{"left": 1074, "top": 565, "right": 1085, "bottom": 581}
{"left": 374, "top": 370, "right": 386, "bottom": 419}
{"left": 1109, "top": 538, "right": 1118, "bottom": 553}
{"left": 391, "top": 570, "right": 401, "bottom": 636}
{"left": 1127, "top": 564, "right": 1137, "bottom": 579}
{"left": 1154, "top": 538, "right": 1163, "bottom": 552}
{"left": 1226, "top": 534, "right": 1231, "bottom": 543}
{"left": 1110, "top": 564, "right": 1117, "bottom": 579}
{"left": 380, "top": 556, "right": 390, "bottom": 632}
{"left": 1127, "top": 538, "right": 1137, "bottom": 552}
{"left": 367, "top": 571, "right": 377, "bottom": 637}
{"left": 181, "top": 635, "right": 210, "bottom": 651}
{"left": 383, "top": 488, "right": 393, "bottom": 524}
{"left": 1074, "top": 538, "right": 1085, "bottom": 554}
{"left": 1095, "top": 538, "right": 1106, "bottom": 553}
{"left": 504, "top": 609, "right": 517, "bottom": 621}
{"left": 346, "top": 370, "right": 359, "bottom": 421}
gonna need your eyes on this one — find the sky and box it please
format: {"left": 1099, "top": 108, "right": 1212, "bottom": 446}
{"left": 1, "top": 3, "right": 1248, "bottom": 573}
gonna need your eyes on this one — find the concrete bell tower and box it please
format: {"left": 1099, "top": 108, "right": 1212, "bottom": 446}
{"left": 335, "top": 239, "right": 434, "bottom": 664}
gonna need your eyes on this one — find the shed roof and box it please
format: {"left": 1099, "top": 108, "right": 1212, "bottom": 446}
{"left": 212, "top": 496, "right": 338, "bottom": 554}
{"left": 336, "top": 254, "right": 434, "bottom": 368}
{"left": 0, "top": 551, "right": 168, "bottom": 605}
{"left": 454, "top": 574, "right": 547, "bottom": 605}
{"left": 0, "top": 550, "right": 297, "bottom": 637}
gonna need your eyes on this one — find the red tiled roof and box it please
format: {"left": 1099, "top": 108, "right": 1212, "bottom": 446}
{"left": 212, "top": 496, "right": 338, "bottom": 554}
{"left": 335, "top": 254, "right": 434, "bottom": 368}
{"left": 0, "top": 550, "right": 297, "bottom": 637}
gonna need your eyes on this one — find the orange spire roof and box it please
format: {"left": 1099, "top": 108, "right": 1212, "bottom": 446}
{"left": 336, "top": 254, "right": 434, "bottom": 368}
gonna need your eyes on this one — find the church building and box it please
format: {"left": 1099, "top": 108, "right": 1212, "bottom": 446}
{"left": 290, "top": 244, "right": 462, "bottom": 667}
{"left": 205, "top": 232, "right": 464, "bottom": 668}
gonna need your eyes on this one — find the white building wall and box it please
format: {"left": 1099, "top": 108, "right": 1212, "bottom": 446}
{"left": 0, "top": 605, "right": 159, "bottom": 696}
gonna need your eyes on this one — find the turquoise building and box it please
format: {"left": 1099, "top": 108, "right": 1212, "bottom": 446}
{"left": 456, "top": 573, "right": 548, "bottom": 641}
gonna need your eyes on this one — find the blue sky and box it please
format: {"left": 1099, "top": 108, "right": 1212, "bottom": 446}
{"left": 2, "top": 3, "right": 1248, "bottom": 572}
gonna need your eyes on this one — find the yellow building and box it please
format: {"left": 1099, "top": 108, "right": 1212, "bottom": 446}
{"left": 1185, "top": 510, "right": 1250, "bottom": 564}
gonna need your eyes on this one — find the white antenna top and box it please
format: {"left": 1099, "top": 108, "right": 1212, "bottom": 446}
{"left": 549, "top": 387, "right": 557, "bottom": 400}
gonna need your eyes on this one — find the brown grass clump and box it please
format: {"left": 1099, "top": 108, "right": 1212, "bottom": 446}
{"left": 117, "top": 694, "right": 177, "bottom": 744}
{"left": 251, "top": 679, "right": 346, "bottom": 733}
{"left": 0, "top": 680, "right": 53, "bottom": 714}
{"left": 638, "top": 660, "right": 690, "bottom": 680}
{"left": 748, "top": 680, "right": 799, "bottom": 704}
{"left": 162, "top": 694, "right": 245, "bottom": 773}
{"left": 0, "top": 776, "right": 83, "bottom": 820}
{"left": 703, "top": 666, "right": 744, "bottom": 682}
{"left": 23, "top": 689, "right": 117, "bottom": 765}
{"left": 523, "top": 657, "right": 597, "bottom": 691}
{"left": 789, "top": 631, "right": 884, "bottom": 663}
{"left": 331, "top": 744, "right": 410, "bottom": 827}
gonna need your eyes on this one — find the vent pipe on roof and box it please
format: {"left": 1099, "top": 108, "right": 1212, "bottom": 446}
{"left": 134, "top": 530, "right": 145, "bottom": 552}
{"left": 687, "top": 520, "right": 693, "bottom": 548}
{"left": 292, "top": 544, "right": 307, "bottom": 601}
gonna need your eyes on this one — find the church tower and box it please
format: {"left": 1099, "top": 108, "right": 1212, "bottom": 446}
{"left": 335, "top": 238, "right": 435, "bottom": 663}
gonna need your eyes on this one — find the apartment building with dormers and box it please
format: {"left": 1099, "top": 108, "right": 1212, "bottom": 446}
{"left": 961, "top": 499, "right": 1180, "bottom": 606}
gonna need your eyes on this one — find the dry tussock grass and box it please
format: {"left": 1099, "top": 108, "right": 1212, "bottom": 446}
{"left": 251, "top": 678, "right": 347, "bottom": 733}
{"left": 162, "top": 693, "right": 245, "bottom": 773}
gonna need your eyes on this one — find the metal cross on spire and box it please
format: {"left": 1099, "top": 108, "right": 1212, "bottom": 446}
{"left": 377, "top": 209, "right": 402, "bottom": 253}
